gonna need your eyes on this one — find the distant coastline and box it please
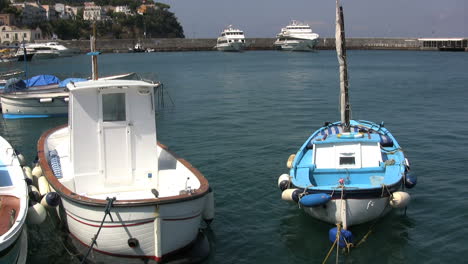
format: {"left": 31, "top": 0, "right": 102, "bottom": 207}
{"left": 44, "top": 38, "right": 468, "bottom": 53}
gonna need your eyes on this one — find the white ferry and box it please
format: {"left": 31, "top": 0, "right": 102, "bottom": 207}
{"left": 215, "top": 25, "right": 246, "bottom": 51}
{"left": 274, "top": 21, "right": 320, "bottom": 51}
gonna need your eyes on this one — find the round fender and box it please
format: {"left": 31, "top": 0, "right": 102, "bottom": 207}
{"left": 390, "top": 191, "right": 411, "bottom": 209}
{"left": 277, "top": 174, "right": 290, "bottom": 191}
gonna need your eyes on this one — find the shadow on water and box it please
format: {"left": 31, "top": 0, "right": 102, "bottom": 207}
{"left": 278, "top": 206, "right": 415, "bottom": 264}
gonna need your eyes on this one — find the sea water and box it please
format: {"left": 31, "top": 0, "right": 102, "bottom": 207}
{"left": 1, "top": 50, "right": 467, "bottom": 263}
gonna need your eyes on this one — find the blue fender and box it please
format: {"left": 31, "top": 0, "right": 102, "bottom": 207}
{"left": 299, "top": 193, "right": 331, "bottom": 207}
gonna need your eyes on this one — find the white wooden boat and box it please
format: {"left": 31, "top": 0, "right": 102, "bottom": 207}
{"left": 37, "top": 79, "right": 214, "bottom": 262}
{"left": 0, "top": 136, "right": 28, "bottom": 264}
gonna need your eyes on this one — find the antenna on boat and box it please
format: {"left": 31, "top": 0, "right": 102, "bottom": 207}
{"left": 336, "top": 0, "right": 351, "bottom": 132}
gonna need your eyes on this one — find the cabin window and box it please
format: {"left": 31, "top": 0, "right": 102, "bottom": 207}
{"left": 339, "top": 156, "right": 355, "bottom": 165}
{"left": 102, "top": 93, "right": 126, "bottom": 122}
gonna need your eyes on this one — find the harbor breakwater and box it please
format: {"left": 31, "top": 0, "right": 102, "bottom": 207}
{"left": 52, "top": 38, "right": 465, "bottom": 53}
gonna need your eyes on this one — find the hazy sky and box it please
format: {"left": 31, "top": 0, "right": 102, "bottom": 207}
{"left": 163, "top": 0, "right": 467, "bottom": 38}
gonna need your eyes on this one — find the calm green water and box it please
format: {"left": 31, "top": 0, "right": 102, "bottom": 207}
{"left": 1, "top": 50, "right": 467, "bottom": 263}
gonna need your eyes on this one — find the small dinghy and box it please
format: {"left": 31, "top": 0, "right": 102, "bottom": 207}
{"left": 0, "top": 136, "right": 28, "bottom": 264}
{"left": 278, "top": 0, "right": 416, "bottom": 233}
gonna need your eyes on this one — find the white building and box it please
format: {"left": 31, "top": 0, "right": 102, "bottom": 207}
{"left": 83, "top": 2, "right": 104, "bottom": 21}
{"left": 54, "top": 3, "right": 77, "bottom": 19}
{"left": 114, "top": 5, "right": 131, "bottom": 15}
{"left": 0, "top": 25, "right": 42, "bottom": 44}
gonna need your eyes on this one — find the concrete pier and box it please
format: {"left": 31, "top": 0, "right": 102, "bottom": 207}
{"left": 53, "top": 37, "right": 465, "bottom": 53}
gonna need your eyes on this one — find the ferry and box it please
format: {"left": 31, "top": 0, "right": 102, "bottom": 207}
{"left": 274, "top": 21, "right": 319, "bottom": 51}
{"left": 215, "top": 25, "right": 246, "bottom": 52}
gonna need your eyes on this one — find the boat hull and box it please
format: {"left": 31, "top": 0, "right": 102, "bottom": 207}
{"left": 55, "top": 194, "right": 207, "bottom": 263}
{"left": 38, "top": 124, "right": 213, "bottom": 263}
{"left": 302, "top": 196, "right": 392, "bottom": 226}
{"left": 216, "top": 42, "right": 246, "bottom": 52}
{"left": 274, "top": 38, "right": 319, "bottom": 51}
{"left": 1, "top": 94, "right": 68, "bottom": 119}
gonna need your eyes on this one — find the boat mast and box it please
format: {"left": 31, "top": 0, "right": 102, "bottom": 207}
{"left": 336, "top": 0, "right": 351, "bottom": 132}
{"left": 91, "top": 22, "right": 98, "bottom": 80}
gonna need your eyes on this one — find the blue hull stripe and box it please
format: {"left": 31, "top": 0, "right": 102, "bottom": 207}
{"left": 2, "top": 113, "right": 67, "bottom": 119}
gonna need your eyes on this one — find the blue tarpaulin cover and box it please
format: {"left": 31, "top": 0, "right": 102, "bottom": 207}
{"left": 25, "top": 75, "right": 60, "bottom": 87}
{"left": 58, "top": 78, "right": 87, "bottom": 88}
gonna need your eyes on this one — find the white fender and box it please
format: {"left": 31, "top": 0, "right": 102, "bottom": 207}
{"left": 32, "top": 164, "right": 42, "bottom": 177}
{"left": 281, "top": 188, "right": 300, "bottom": 202}
{"left": 40, "top": 192, "right": 60, "bottom": 208}
{"left": 202, "top": 188, "right": 214, "bottom": 224}
{"left": 27, "top": 202, "right": 47, "bottom": 225}
{"left": 390, "top": 191, "right": 411, "bottom": 209}
{"left": 277, "top": 174, "right": 290, "bottom": 188}
{"left": 32, "top": 165, "right": 42, "bottom": 187}
{"left": 23, "top": 166, "right": 33, "bottom": 182}
{"left": 37, "top": 176, "right": 51, "bottom": 196}
{"left": 28, "top": 185, "right": 41, "bottom": 202}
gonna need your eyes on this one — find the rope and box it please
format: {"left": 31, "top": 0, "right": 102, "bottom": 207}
{"left": 44, "top": 210, "right": 81, "bottom": 258}
{"left": 322, "top": 223, "right": 341, "bottom": 264}
{"left": 81, "top": 197, "right": 116, "bottom": 264}
{"left": 353, "top": 189, "right": 393, "bottom": 248}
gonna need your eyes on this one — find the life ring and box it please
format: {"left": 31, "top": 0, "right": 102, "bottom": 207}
{"left": 337, "top": 132, "right": 364, "bottom": 139}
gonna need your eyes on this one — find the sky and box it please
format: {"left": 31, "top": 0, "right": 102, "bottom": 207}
{"left": 163, "top": 0, "right": 467, "bottom": 38}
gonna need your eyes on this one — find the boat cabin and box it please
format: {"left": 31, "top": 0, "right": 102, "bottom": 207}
{"left": 312, "top": 133, "right": 383, "bottom": 169}
{"left": 66, "top": 80, "right": 158, "bottom": 194}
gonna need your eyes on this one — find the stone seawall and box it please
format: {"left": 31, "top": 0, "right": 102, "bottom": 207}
{"left": 53, "top": 38, "right": 425, "bottom": 53}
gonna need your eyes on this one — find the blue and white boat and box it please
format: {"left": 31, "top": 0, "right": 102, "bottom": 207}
{"left": 278, "top": 1, "right": 416, "bottom": 233}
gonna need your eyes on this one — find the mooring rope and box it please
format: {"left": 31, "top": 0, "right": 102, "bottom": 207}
{"left": 81, "top": 197, "right": 116, "bottom": 264}
{"left": 322, "top": 223, "right": 341, "bottom": 264}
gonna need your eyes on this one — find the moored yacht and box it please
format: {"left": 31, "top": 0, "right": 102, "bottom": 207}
{"left": 15, "top": 42, "right": 79, "bottom": 59}
{"left": 215, "top": 25, "right": 246, "bottom": 51}
{"left": 274, "top": 20, "right": 320, "bottom": 51}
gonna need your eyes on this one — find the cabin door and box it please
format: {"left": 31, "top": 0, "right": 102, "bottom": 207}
{"left": 100, "top": 91, "right": 133, "bottom": 184}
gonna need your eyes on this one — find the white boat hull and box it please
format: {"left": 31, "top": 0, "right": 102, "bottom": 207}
{"left": 302, "top": 197, "right": 391, "bottom": 227}
{"left": 1, "top": 94, "right": 68, "bottom": 119}
{"left": 57, "top": 195, "right": 206, "bottom": 262}
{"left": 274, "top": 38, "right": 319, "bottom": 51}
{"left": 216, "top": 42, "right": 245, "bottom": 52}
